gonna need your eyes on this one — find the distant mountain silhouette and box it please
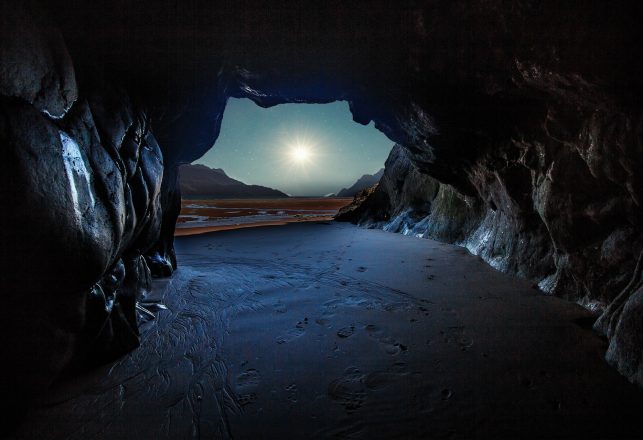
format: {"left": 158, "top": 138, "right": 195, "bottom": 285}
{"left": 337, "top": 168, "right": 384, "bottom": 197}
{"left": 179, "top": 164, "right": 288, "bottom": 198}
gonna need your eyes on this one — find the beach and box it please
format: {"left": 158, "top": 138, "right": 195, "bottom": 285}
{"left": 12, "top": 222, "right": 643, "bottom": 439}
{"left": 175, "top": 197, "right": 352, "bottom": 236}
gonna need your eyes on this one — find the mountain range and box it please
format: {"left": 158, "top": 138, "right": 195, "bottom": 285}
{"left": 179, "top": 164, "right": 288, "bottom": 198}
{"left": 336, "top": 168, "right": 384, "bottom": 197}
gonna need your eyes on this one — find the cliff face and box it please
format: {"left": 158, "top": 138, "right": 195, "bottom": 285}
{"left": 337, "top": 145, "right": 483, "bottom": 245}
{"left": 339, "top": 135, "right": 642, "bottom": 382}
{"left": 0, "top": 0, "right": 642, "bottom": 407}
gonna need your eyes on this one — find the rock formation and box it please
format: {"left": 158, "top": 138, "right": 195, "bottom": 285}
{"left": 179, "top": 163, "right": 288, "bottom": 198}
{"left": 0, "top": 0, "right": 642, "bottom": 415}
{"left": 336, "top": 168, "right": 384, "bottom": 197}
{"left": 337, "top": 145, "right": 484, "bottom": 246}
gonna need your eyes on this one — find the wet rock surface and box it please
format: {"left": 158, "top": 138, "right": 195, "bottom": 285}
{"left": 0, "top": 1, "right": 164, "bottom": 414}
{"left": 339, "top": 135, "right": 643, "bottom": 383}
{"left": 9, "top": 224, "right": 643, "bottom": 439}
{"left": 0, "top": 0, "right": 642, "bottom": 421}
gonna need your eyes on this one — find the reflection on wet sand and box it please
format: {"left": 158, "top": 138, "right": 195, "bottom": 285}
{"left": 176, "top": 197, "right": 352, "bottom": 235}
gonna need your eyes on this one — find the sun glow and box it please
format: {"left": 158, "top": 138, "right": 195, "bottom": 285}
{"left": 290, "top": 144, "right": 312, "bottom": 163}
{"left": 278, "top": 131, "right": 322, "bottom": 175}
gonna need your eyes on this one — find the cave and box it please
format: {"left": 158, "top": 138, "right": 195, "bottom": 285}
{"left": 1, "top": 0, "right": 643, "bottom": 438}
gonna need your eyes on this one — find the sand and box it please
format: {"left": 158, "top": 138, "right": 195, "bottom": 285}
{"left": 11, "top": 222, "right": 643, "bottom": 439}
{"left": 176, "top": 197, "right": 352, "bottom": 235}
{"left": 174, "top": 216, "right": 338, "bottom": 236}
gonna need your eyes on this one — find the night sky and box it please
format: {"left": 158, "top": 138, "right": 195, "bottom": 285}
{"left": 194, "top": 98, "right": 394, "bottom": 196}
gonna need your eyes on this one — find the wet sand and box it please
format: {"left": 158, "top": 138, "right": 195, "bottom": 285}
{"left": 12, "top": 223, "right": 643, "bottom": 439}
{"left": 177, "top": 197, "right": 351, "bottom": 235}
{"left": 174, "top": 217, "right": 336, "bottom": 237}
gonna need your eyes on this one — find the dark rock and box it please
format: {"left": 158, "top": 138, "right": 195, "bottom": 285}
{"left": 146, "top": 251, "right": 175, "bottom": 278}
{"left": 179, "top": 163, "right": 288, "bottom": 198}
{"left": 337, "top": 145, "right": 484, "bottom": 245}
{"left": 0, "top": 0, "right": 77, "bottom": 119}
{"left": 605, "top": 284, "right": 643, "bottom": 385}
{"left": 0, "top": 2, "right": 164, "bottom": 411}
{"left": 335, "top": 184, "right": 388, "bottom": 225}
{"left": 336, "top": 168, "right": 384, "bottom": 197}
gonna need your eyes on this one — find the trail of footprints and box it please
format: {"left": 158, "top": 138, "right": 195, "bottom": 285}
{"left": 276, "top": 319, "right": 308, "bottom": 344}
{"left": 255, "top": 260, "right": 471, "bottom": 418}
{"left": 327, "top": 361, "right": 412, "bottom": 413}
{"left": 235, "top": 368, "right": 261, "bottom": 408}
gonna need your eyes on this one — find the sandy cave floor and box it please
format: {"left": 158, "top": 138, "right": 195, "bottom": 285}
{"left": 11, "top": 222, "right": 643, "bottom": 439}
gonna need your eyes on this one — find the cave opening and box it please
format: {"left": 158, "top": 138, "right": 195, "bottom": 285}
{"left": 2, "top": 1, "right": 643, "bottom": 438}
{"left": 174, "top": 97, "right": 394, "bottom": 236}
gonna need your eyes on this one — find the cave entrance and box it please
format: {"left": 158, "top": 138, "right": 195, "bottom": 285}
{"left": 175, "top": 98, "right": 393, "bottom": 236}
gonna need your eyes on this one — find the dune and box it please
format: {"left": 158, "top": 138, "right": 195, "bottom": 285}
{"left": 12, "top": 223, "right": 643, "bottom": 439}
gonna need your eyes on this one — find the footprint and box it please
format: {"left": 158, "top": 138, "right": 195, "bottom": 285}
{"left": 237, "top": 393, "right": 258, "bottom": 407}
{"left": 276, "top": 317, "right": 308, "bottom": 344}
{"left": 273, "top": 301, "right": 287, "bottom": 314}
{"left": 236, "top": 368, "right": 260, "bottom": 389}
{"left": 441, "top": 326, "right": 473, "bottom": 351}
{"left": 276, "top": 326, "right": 305, "bottom": 344}
{"left": 337, "top": 325, "right": 355, "bottom": 338}
{"left": 356, "top": 266, "right": 367, "bottom": 272}
{"left": 316, "top": 317, "right": 331, "bottom": 326}
{"left": 366, "top": 325, "right": 407, "bottom": 355}
{"left": 365, "top": 324, "right": 385, "bottom": 338}
{"left": 316, "top": 310, "right": 335, "bottom": 326}
{"left": 328, "top": 367, "right": 367, "bottom": 412}
{"left": 380, "top": 337, "right": 408, "bottom": 355}
{"left": 458, "top": 336, "right": 474, "bottom": 350}
{"left": 286, "top": 383, "right": 299, "bottom": 403}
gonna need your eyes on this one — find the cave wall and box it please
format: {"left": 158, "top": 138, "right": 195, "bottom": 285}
{"left": 0, "top": 0, "right": 642, "bottom": 407}
{"left": 0, "top": 0, "right": 165, "bottom": 406}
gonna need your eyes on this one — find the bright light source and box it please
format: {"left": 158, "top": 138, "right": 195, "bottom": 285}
{"left": 290, "top": 144, "right": 312, "bottom": 163}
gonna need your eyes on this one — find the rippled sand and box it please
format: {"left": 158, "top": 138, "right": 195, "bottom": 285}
{"left": 13, "top": 223, "right": 643, "bottom": 439}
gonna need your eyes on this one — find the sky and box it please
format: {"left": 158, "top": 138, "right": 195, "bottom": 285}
{"left": 194, "top": 98, "right": 394, "bottom": 196}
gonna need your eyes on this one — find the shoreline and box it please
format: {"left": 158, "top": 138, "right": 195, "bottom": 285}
{"left": 174, "top": 216, "right": 335, "bottom": 236}
{"left": 175, "top": 196, "right": 351, "bottom": 236}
